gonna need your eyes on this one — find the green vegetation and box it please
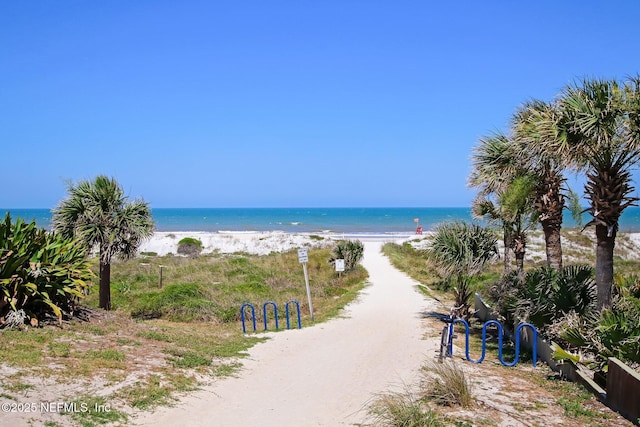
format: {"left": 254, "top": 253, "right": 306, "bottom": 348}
{"left": 488, "top": 264, "right": 596, "bottom": 330}
{"left": 424, "top": 222, "right": 498, "bottom": 317}
{"left": 0, "top": 213, "right": 94, "bottom": 325}
{"left": 328, "top": 239, "right": 364, "bottom": 272}
{"left": 177, "top": 237, "right": 203, "bottom": 257}
{"left": 52, "top": 175, "right": 154, "bottom": 310}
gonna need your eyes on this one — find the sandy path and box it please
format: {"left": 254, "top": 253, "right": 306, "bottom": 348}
{"left": 134, "top": 241, "right": 437, "bottom": 426}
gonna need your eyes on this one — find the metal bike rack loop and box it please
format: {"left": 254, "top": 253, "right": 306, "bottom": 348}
{"left": 240, "top": 303, "right": 256, "bottom": 334}
{"left": 285, "top": 299, "right": 302, "bottom": 330}
{"left": 450, "top": 319, "right": 538, "bottom": 367}
{"left": 263, "top": 301, "right": 279, "bottom": 331}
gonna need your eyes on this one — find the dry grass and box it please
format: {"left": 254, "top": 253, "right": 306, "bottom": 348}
{"left": 422, "top": 360, "right": 473, "bottom": 408}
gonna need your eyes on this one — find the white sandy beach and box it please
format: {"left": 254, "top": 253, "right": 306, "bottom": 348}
{"left": 138, "top": 231, "right": 419, "bottom": 256}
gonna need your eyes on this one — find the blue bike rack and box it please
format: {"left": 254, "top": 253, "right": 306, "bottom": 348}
{"left": 285, "top": 299, "right": 302, "bottom": 330}
{"left": 449, "top": 319, "right": 538, "bottom": 367}
{"left": 241, "top": 300, "right": 303, "bottom": 333}
{"left": 240, "top": 303, "right": 257, "bottom": 334}
{"left": 263, "top": 301, "right": 279, "bottom": 331}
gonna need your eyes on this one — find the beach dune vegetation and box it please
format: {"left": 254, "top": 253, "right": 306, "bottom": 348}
{"left": 177, "top": 237, "right": 203, "bottom": 257}
{"left": 52, "top": 175, "right": 155, "bottom": 311}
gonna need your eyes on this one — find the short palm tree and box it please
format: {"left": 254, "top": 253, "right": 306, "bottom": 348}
{"left": 469, "top": 132, "right": 537, "bottom": 276}
{"left": 52, "top": 176, "right": 154, "bottom": 310}
{"left": 469, "top": 132, "right": 519, "bottom": 273}
{"left": 426, "top": 221, "right": 498, "bottom": 317}
{"left": 536, "top": 77, "right": 640, "bottom": 309}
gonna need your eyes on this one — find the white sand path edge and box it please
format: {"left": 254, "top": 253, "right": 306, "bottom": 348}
{"left": 133, "top": 241, "right": 439, "bottom": 426}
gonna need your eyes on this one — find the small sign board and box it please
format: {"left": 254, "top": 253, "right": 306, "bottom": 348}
{"left": 335, "top": 259, "right": 345, "bottom": 272}
{"left": 297, "top": 248, "right": 309, "bottom": 263}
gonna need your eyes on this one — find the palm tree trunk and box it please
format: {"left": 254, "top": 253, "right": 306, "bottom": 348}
{"left": 595, "top": 224, "right": 615, "bottom": 310}
{"left": 515, "top": 250, "right": 525, "bottom": 277}
{"left": 99, "top": 260, "right": 111, "bottom": 310}
{"left": 543, "top": 225, "right": 563, "bottom": 270}
{"left": 503, "top": 228, "right": 513, "bottom": 273}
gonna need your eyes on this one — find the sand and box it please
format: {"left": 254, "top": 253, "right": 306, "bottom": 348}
{"left": 132, "top": 241, "right": 438, "bottom": 426}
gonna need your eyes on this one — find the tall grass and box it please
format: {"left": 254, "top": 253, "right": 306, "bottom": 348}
{"left": 367, "top": 388, "right": 444, "bottom": 427}
{"left": 422, "top": 360, "right": 473, "bottom": 408}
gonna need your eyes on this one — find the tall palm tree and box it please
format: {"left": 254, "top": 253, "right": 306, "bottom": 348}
{"left": 513, "top": 100, "right": 569, "bottom": 270}
{"left": 536, "top": 77, "right": 640, "bottom": 309}
{"left": 52, "top": 176, "right": 155, "bottom": 310}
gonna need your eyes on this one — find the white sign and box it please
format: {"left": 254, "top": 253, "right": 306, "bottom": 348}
{"left": 335, "top": 259, "right": 345, "bottom": 272}
{"left": 297, "top": 248, "right": 309, "bottom": 263}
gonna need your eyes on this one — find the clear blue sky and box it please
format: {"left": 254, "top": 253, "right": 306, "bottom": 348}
{"left": 2, "top": 1, "right": 639, "bottom": 208}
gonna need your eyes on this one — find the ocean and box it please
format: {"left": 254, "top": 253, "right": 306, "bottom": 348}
{"left": 4, "top": 207, "right": 640, "bottom": 234}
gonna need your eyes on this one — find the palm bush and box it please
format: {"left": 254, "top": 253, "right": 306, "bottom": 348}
{"left": 0, "top": 213, "right": 93, "bottom": 325}
{"left": 328, "top": 240, "right": 364, "bottom": 272}
{"left": 425, "top": 222, "right": 497, "bottom": 317}
{"left": 557, "top": 276, "right": 640, "bottom": 369}
{"left": 488, "top": 265, "right": 596, "bottom": 331}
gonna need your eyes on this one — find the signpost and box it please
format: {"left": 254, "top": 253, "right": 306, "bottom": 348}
{"left": 335, "top": 259, "right": 345, "bottom": 272}
{"left": 297, "top": 248, "right": 314, "bottom": 321}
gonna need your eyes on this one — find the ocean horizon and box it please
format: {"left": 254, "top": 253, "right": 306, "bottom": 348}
{"left": 5, "top": 207, "right": 640, "bottom": 234}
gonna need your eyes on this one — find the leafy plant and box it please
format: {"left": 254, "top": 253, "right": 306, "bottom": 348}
{"left": 0, "top": 213, "right": 93, "bottom": 325}
{"left": 328, "top": 240, "right": 364, "bottom": 272}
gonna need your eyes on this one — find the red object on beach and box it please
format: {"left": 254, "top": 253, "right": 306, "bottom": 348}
{"left": 416, "top": 225, "right": 423, "bottom": 235}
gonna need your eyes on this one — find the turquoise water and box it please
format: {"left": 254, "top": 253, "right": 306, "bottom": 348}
{"left": 4, "top": 207, "right": 640, "bottom": 233}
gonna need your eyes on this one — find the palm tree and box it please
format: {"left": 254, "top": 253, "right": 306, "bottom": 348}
{"left": 469, "top": 132, "right": 520, "bottom": 273}
{"left": 469, "top": 132, "right": 537, "bottom": 276}
{"left": 513, "top": 100, "right": 569, "bottom": 270}
{"left": 426, "top": 221, "right": 498, "bottom": 317}
{"left": 537, "top": 77, "right": 640, "bottom": 309}
{"left": 52, "top": 176, "right": 155, "bottom": 310}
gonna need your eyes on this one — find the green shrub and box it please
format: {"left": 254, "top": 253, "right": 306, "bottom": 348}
{"left": 0, "top": 213, "right": 93, "bottom": 325}
{"left": 328, "top": 240, "right": 364, "bottom": 272}
{"left": 177, "top": 237, "right": 203, "bottom": 257}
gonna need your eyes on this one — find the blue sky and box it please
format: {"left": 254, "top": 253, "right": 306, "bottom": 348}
{"left": 2, "top": 1, "right": 640, "bottom": 208}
